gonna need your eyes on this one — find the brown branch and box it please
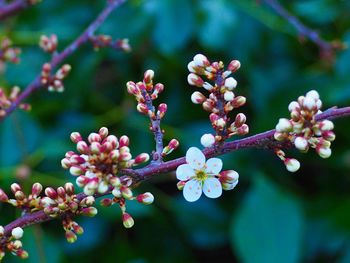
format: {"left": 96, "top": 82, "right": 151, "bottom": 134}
{"left": 0, "top": 0, "right": 127, "bottom": 123}
{"left": 262, "top": 0, "right": 345, "bottom": 59}
{"left": 2, "top": 105, "right": 349, "bottom": 238}
{"left": 0, "top": 0, "right": 32, "bottom": 20}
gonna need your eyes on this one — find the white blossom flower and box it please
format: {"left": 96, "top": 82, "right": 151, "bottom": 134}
{"left": 176, "top": 147, "right": 223, "bottom": 202}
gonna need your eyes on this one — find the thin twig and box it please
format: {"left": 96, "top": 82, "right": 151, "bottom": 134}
{"left": 2, "top": 105, "right": 349, "bottom": 236}
{"left": 263, "top": 0, "right": 344, "bottom": 59}
{"left": 0, "top": 0, "right": 127, "bottom": 123}
{"left": 0, "top": 0, "right": 32, "bottom": 20}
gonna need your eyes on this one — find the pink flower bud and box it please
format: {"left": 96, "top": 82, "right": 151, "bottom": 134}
{"left": 232, "top": 96, "right": 246, "bottom": 108}
{"left": 284, "top": 158, "right": 300, "bottom": 172}
{"left": 14, "top": 190, "right": 25, "bottom": 201}
{"left": 126, "top": 81, "right": 139, "bottom": 96}
{"left": 121, "top": 187, "right": 133, "bottom": 200}
{"left": 177, "top": 181, "right": 186, "bottom": 190}
{"left": 0, "top": 189, "right": 8, "bottom": 202}
{"left": 274, "top": 131, "right": 287, "bottom": 141}
{"left": 11, "top": 183, "right": 21, "bottom": 194}
{"left": 200, "top": 134, "right": 215, "bottom": 147}
{"left": 76, "top": 141, "right": 89, "bottom": 154}
{"left": 322, "top": 131, "right": 336, "bottom": 141}
{"left": 276, "top": 118, "right": 292, "bottom": 132}
{"left": 65, "top": 230, "right": 77, "bottom": 243}
{"left": 81, "top": 207, "right": 98, "bottom": 217}
{"left": 316, "top": 146, "right": 332, "bottom": 158}
{"left": 101, "top": 141, "right": 113, "bottom": 153}
{"left": 302, "top": 96, "right": 316, "bottom": 111}
{"left": 236, "top": 124, "right": 249, "bottom": 135}
{"left": 228, "top": 60, "right": 241, "bottom": 72}
{"left": 70, "top": 132, "right": 82, "bottom": 143}
{"left": 235, "top": 113, "right": 246, "bottom": 128}
{"left": 106, "top": 135, "right": 119, "bottom": 148}
{"left": 122, "top": 213, "right": 134, "bottom": 228}
{"left": 61, "top": 158, "right": 71, "bottom": 169}
{"left": 191, "top": 91, "right": 206, "bottom": 104}
{"left": 144, "top": 70, "right": 154, "bottom": 85}
{"left": 136, "top": 192, "right": 154, "bottom": 204}
{"left": 88, "top": 132, "right": 101, "bottom": 143}
{"left": 134, "top": 153, "right": 150, "bottom": 164}
{"left": 64, "top": 183, "right": 74, "bottom": 195}
{"left": 100, "top": 198, "right": 112, "bottom": 207}
{"left": 76, "top": 176, "right": 89, "bottom": 187}
{"left": 202, "top": 100, "right": 214, "bottom": 112}
{"left": 73, "top": 223, "right": 84, "bottom": 235}
{"left": 17, "top": 249, "right": 29, "bottom": 259}
{"left": 137, "top": 103, "right": 149, "bottom": 115}
{"left": 224, "top": 77, "right": 237, "bottom": 90}
{"left": 45, "top": 187, "right": 58, "bottom": 200}
{"left": 30, "top": 183, "right": 42, "bottom": 197}
{"left": 81, "top": 196, "right": 95, "bottom": 206}
{"left": 69, "top": 155, "right": 86, "bottom": 165}
{"left": 119, "top": 135, "right": 129, "bottom": 147}
{"left": 187, "top": 73, "right": 204, "bottom": 87}
{"left": 89, "top": 141, "right": 101, "bottom": 154}
{"left": 157, "top": 103, "right": 167, "bottom": 118}
{"left": 319, "top": 120, "right": 334, "bottom": 132}
{"left": 109, "top": 176, "right": 121, "bottom": 187}
{"left": 40, "top": 197, "right": 56, "bottom": 207}
{"left": 69, "top": 165, "right": 85, "bottom": 176}
{"left": 99, "top": 127, "right": 109, "bottom": 139}
{"left": 288, "top": 101, "right": 300, "bottom": 112}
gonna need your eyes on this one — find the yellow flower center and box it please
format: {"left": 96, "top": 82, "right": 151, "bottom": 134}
{"left": 195, "top": 169, "right": 207, "bottom": 182}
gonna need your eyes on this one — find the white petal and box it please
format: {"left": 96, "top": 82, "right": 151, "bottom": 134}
{"left": 203, "top": 178, "right": 222, "bottom": 199}
{"left": 176, "top": 164, "right": 195, "bottom": 181}
{"left": 205, "top": 158, "right": 223, "bottom": 175}
{"left": 183, "top": 179, "right": 202, "bottom": 202}
{"left": 186, "top": 147, "right": 206, "bottom": 170}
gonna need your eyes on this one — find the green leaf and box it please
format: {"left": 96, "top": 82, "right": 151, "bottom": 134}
{"left": 230, "top": 175, "right": 304, "bottom": 263}
{"left": 148, "top": 0, "right": 194, "bottom": 54}
{"left": 197, "top": 0, "right": 237, "bottom": 50}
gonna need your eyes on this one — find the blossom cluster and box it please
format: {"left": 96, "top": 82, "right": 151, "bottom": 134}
{"left": 176, "top": 147, "right": 239, "bottom": 202}
{"left": 187, "top": 54, "right": 248, "bottom": 147}
{"left": 0, "top": 226, "right": 28, "bottom": 262}
{"left": 40, "top": 63, "right": 71, "bottom": 92}
{"left": 61, "top": 127, "right": 149, "bottom": 195}
{"left": 126, "top": 70, "right": 179, "bottom": 159}
{"left": 39, "top": 34, "right": 58, "bottom": 54}
{"left": 0, "top": 37, "right": 20, "bottom": 66}
{"left": 89, "top": 35, "right": 131, "bottom": 52}
{"left": 274, "top": 90, "right": 335, "bottom": 172}
{"left": 0, "top": 86, "right": 31, "bottom": 117}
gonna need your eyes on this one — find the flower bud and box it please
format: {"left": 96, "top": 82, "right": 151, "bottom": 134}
{"left": 224, "top": 77, "right": 237, "bottom": 90}
{"left": 81, "top": 207, "right": 98, "bottom": 217}
{"left": 88, "top": 132, "right": 101, "bottom": 143}
{"left": 64, "top": 182, "right": 74, "bottom": 195}
{"left": 69, "top": 165, "right": 85, "bottom": 176}
{"left": 319, "top": 120, "right": 334, "bottom": 132}
{"left": 100, "top": 198, "right": 113, "bottom": 207}
{"left": 157, "top": 103, "right": 167, "bottom": 118}
{"left": 288, "top": 101, "right": 300, "bottom": 112}
{"left": 306, "top": 90, "right": 319, "bottom": 100}
{"left": 112, "top": 187, "right": 121, "bottom": 197}
{"left": 61, "top": 158, "right": 71, "bottom": 169}
{"left": 227, "top": 60, "right": 241, "bottom": 72}
{"left": 70, "top": 132, "right": 82, "bottom": 143}
{"left": 81, "top": 196, "right": 95, "bottom": 206}
{"left": 134, "top": 153, "right": 150, "bottom": 165}
{"left": 276, "top": 118, "right": 292, "bottom": 132}
{"left": 187, "top": 73, "right": 204, "bottom": 87}
{"left": 121, "top": 187, "right": 133, "bottom": 200}
{"left": 302, "top": 96, "right": 316, "bottom": 111}
{"left": 200, "top": 134, "right": 215, "bottom": 147}
{"left": 65, "top": 230, "right": 77, "bottom": 243}
{"left": 119, "top": 135, "right": 130, "bottom": 147}
{"left": 284, "top": 158, "right": 300, "bottom": 172}
{"left": 234, "top": 113, "right": 246, "bottom": 128}
{"left": 12, "top": 227, "right": 24, "bottom": 239}
{"left": 0, "top": 189, "right": 8, "bottom": 202}
{"left": 98, "top": 181, "right": 109, "bottom": 194}
{"left": 322, "top": 131, "right": 336, "bottom": 141}
{"left": 136, "top": 192, "right": 154, "bottom": 204}
{"left": 76, "top": 141, "right": 89, "bottom": 154}
{"left": 45, "top": 187, "right": 58, "bottom": 200}
{"left": 294, "top": 136, "right": 309, "bottom": 152}
{"left": 11, "top": 183, "right": 21, "bottom": 194}
{"left": 223, "top": 90, "right": 234, "bottom": 102}
{"left": 0, "top": 226, "right": 4, "bottom": 236}
{"left": 317, "top": 146, "right": 331, "bottom": 158}
{"left": 17, "top": 249, "right": 29, "bottom": 259}
{"left": 177, "top": 181, "right": 186, "bottom": 190}
{"left": 99, "top": 127, "right": 109, "bottom": 139}
{"left": 202, "top": 100, "right": 214, "bottom": 112}
{"left": 236, "top": 124, "right": 249, "bottom": 135}
{"left": 191, "top": 91, "right": 206, "bottom": 104}
{"left": 193, "top": 54, "right": 210, "bottom": 67}
{"left": 232, "top": 96, "right": 246, "bottom": 108}
{"left": 143, "top": 70, "right": 154, "bottom": 85}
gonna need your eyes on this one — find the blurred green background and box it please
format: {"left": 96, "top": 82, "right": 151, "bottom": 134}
{"left": 1, "top": 0, "right": 350, "bottom": 262}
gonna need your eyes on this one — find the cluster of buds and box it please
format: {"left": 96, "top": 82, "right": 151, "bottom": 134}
{"left": 100, "top": 190, "right": 154, "bottom": 228}
{"left": 39, "top": 34, "right": 58, "bottom": 53}
{"left": 61, "top": 127, "right": 150, "bottom": 195}
{"left": 218, "top": 170, "right": 239, "bottom": 191}
{"left": 41, "top": 183, "right": 97, "bottom": 243}
{"left": 0, "top": 86, "right": 31, "bottom": 117}
{"left": 0, "top": 226, "right": 28, "bottom": 261}
{"left": 40, "top": 63, "right": 71, "bottom": 92}
{"left": 274, "top": 90, "right": 335, "bottom": 172}
{"left": 89, "top": 35, "right": 131, "bottom": 53}
{"left": 127, "top": 70, "right": 179, "bottom": 159}
{"left": 0, "top": 37, "right": 20, "bottom": 67}
{"left": 0, "top": 183, "right": 42, "bottom": 213}
{"left": 187, "top": 54, "right": 248, "bottom": 147}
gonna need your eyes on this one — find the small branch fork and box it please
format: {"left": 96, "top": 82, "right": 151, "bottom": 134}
{"left": 1, "top": 105, "right": 349, "bottom": 238}
{"left": 0, "top": 0, "right": 32, "bottom": 20}
{"left": 0, "top": 0, "right": 127, "bottom": 123}
{"left": 262, "top": 0, "right": 346, "bottom": 59}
